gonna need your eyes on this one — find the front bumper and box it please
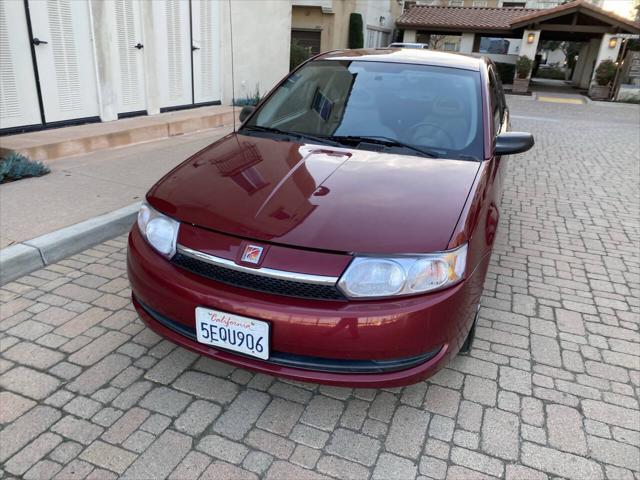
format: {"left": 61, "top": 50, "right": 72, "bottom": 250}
{"left": 128, "top": 227, "right": 487, "bottom": 387}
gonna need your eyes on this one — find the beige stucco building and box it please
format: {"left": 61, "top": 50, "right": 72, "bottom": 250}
{"left": 1, "top": 0, "right": 409, "bottom": 134}
{"left": 291, "top": 0, "right": 404, "bottom": 54}
{"left": 398, "top": 0, "right": 639, "bottom": 93}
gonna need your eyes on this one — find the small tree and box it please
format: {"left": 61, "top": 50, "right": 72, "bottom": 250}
{"left": 428, "top": 34, "right": 447, "bottom": 50}
{"left": 290, "top": 40, "right": 311, "bottom": 70}
{"left": 594, "top": 59, "right": 616, "bottom": 86}
{"left": 348, "top": 13, "right": 364, "bottom": 49}
{"left": 515, "top": 55, "right": 533, "bottom": 79}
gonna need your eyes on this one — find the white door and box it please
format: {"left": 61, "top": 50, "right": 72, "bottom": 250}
{"left": 114, "top": 0, "right": 146, "bottom": 115}
{"left": 153, "top": 0, "right": 192, "bottom": 109}
{"left": 0, "top": 0, "right": 42, "bottom": 129}
{"left": 27, "top": 0, "right": 100, "bottom": 123}
{"left": 191, "top": 0, "right": 221, "bottom": 104}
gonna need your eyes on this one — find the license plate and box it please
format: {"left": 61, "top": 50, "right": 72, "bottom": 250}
{"left": 195, "top": 307, "right": 269, "bottom": 360}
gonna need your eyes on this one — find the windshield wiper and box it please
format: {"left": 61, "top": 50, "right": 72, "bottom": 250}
{"left": 328, "top": 135, "right": 440, "bottom": 158}
{"left": 241, "top": 125, "right": 340, "bottom": 147}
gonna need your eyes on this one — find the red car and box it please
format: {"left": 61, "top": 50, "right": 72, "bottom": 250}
{"left": 127, "top": 49, "right": 533, "bottom": 387}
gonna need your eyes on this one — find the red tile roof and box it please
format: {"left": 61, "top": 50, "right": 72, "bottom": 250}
{"left": 396, "top": 5, "right": 537, "bottom": 31}
{"left": 511, "top": 0, "right": 640, "bottom": 32}
{"left": 396, "top": 0, "right": 640, "bottom": 33}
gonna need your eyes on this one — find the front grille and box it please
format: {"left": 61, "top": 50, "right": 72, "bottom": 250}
{"left": 136, "top": 297, "right": 441, "bottom": 374}
{"left": 171, "top": 252, "right": 346, "bottom": 301}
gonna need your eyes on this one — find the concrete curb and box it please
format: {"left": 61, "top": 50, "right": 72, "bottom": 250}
{"left": 0, "top": 202, "right": 140, "bottom": 285}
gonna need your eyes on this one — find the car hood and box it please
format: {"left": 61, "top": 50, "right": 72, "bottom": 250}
{"left": 148, "top": 133, "right": 480, "bottom": 254}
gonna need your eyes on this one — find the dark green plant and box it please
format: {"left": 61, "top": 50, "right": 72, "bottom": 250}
{"left": 494, "top": 62, "right": 516, "bottom": 84}
{"left": 542, "top": 40, "right": 562, "bottom": 51}
{"left": 595, "top": 59, "right": 616, "bottom": 86}
{"left": 540, "top": 40, "right": 580, "bottom": 69}
{"left": 290, "top": 39, "right": 311, "bottom": 71}
{"left": 0, "top": 152, "right": 50, "bottom": 183}
{"left": 564, "top": 42, "right": 581, "bottom": 70}
{"left": 535, "top": 67, "right": 566, "bottom": 80}
{"left": 348, "top": 13, "right": 364, "bottom": 49}
{"left": 515, "top": 55, "right": 533, "bottom": 79}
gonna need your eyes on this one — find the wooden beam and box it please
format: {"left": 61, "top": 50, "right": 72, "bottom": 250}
{"left": 541, "top": 24, "right": 609, "bottom": 33}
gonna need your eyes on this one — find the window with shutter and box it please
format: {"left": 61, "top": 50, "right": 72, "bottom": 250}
{"left": 114, "top": 0, "right": 146, "bottom": 114}
{"left": 192, "top": 0, "right": 221, "bottom": 104}
{"left": 28, "top": 0, "right": 100, "bottom": 122}
{"left": 0, "top": 0, "right": 41, "bottom": 129}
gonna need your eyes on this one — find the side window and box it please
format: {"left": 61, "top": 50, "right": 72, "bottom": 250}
{"left": 488, "top": 67, "right": 503, "bottom": 135}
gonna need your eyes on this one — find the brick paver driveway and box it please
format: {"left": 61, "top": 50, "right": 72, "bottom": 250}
{"left": 1, "top": 97, "right": 639, "bottom": 480}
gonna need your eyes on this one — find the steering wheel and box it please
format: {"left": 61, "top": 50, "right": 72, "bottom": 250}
{"left": 408, "top": 122, "right": 455, "bottom": 149}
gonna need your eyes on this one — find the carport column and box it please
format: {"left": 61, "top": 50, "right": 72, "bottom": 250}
{"left": 459, "top": 33, "right": 475, "bottom": 54}
{"left": 403, "top": 30, "right": 417, "bottom": 43}
{"left": 512, "top": 29, "right": 540, "bottom": 93}
{"left": 589, "top": 33, "right": 622, "bottom": 86}
{"left": 519, "top": 29, "right": 540, "bottom": 75}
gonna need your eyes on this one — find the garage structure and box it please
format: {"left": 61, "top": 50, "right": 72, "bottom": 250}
{"left": 397, "top": 0, "right": 640, "bottom": 93}
{"left": 1, "top": 0, "right": 222, "bottom": 133}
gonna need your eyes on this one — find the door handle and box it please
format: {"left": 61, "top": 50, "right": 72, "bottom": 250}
{"left": 32, "top": 38, "right": 48, "bottom": 46}
{"left": 191, "top": 45, "right": 200, "bottom": 51}
{"left": 134, "top": 43, "right": 144, "bottom": 50}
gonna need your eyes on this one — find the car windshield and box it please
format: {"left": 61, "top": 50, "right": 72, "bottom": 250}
{"left": 244, "top": 60, "right": 483, "bottom": 160}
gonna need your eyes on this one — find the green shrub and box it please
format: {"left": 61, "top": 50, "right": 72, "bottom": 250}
{"left": 595, "top": 59, "right": 616, "bottom": 86}
{"left": 348, "top": 13, "right": 364, "bottom": 49}
{"left": 515, "top": 55, "right": 533, "bottom": 79}
{"left": 535, "top": 66, "right": 567, "bottom": 80}
{"left": 290, "top": 39, "right": 311, "bottom": 71}
{"left": 495, "top": 62, "right": 516, "bottom": 84}
{"left": 0, "top": 152, "right": 50, "bottom": 183}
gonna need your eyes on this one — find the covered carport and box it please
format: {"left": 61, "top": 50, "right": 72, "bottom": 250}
{"left": 397, "top": 0, "right": 640, "bottom": 96}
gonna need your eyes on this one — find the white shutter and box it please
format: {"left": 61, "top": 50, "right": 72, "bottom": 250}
{"left": 192, "top": 0, "right": 221, "bottom": 104}
{"left": 153, "top": 0, "right": 191, "bottom": 109}
{"left": 28, "top": 0, "right": 100, "bottom": 123}
{"left": 0, "top": 0, "right": 41, "bottom": 129}
{"left": 114, "top": 0, "right": 146, "bottom": 114}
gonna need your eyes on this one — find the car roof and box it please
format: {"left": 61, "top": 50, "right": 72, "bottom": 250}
{"left": 316, "top": 48, "right": 483, "bottom": 72}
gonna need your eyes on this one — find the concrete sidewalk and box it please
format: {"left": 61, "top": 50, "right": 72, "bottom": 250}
{"left": 1, "top": 105, "right": 236, "bottom": 162}
{"left": 0, "top": 126, "right": 231, "bottom": 250}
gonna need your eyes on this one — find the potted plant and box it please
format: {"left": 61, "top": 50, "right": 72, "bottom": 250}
{"left": 513, "top": 55, "right": 533, "bottom": 94}
{"left": 589, "top": 59, "right": 616, "bottom": 100}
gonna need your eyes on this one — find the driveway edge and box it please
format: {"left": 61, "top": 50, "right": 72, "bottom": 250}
{"left": 1, "top": 202, "right": 140, "bottom": 285}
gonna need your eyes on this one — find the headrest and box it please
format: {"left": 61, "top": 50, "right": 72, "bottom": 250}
{"left": 432, "top": 96, "right": 464, "bottom": 116}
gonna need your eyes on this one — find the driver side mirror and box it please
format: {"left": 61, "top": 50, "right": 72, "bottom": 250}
{"left": 239, "top": 105, "right": 255, "bottom": 123}
{"left": 495, "top": 132, "right": 534, "bottom": 156}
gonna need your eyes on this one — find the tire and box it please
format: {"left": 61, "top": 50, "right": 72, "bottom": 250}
{"left": 459, "top": 306, "right": 480, "bottom": 354}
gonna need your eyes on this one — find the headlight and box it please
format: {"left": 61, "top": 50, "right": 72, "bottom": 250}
{"left": 338, "top": 244, "right": 467, "bottom": 299}
{"left": 137, "top": 202, "right": 180, "bottom": 258}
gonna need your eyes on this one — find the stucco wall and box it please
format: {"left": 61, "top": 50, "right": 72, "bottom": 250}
{"left": 292, "top": 1, "right": 357, "bottom": 52}
{"left": 220, "top": 0, "right": 292, "bottom": 105}
{"left": 616, "top": 84, "right": 640, "bottom": 102}
{"left": 356, "top": 0, "right": 395, "bottom": 32}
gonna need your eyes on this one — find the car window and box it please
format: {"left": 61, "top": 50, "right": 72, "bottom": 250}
{"left": 488, "top": 67, "right": 504, "bottom": 135}
{"left": 246, "top": 60, "right": 484, "bottom": 160}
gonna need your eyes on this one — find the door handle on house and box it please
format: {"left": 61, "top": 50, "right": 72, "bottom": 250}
{"left": 32, "top": 38, "right": 48, "bottom": 46}
{"left": 134, "top": 43, "right": 144, "bottom": 50}
{"left": 192, "top": 45, "right": 200, "bottom": 51}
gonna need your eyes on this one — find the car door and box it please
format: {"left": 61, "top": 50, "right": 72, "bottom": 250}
{"left": 485, "top": 64, "right": 507, "bottom": 246}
